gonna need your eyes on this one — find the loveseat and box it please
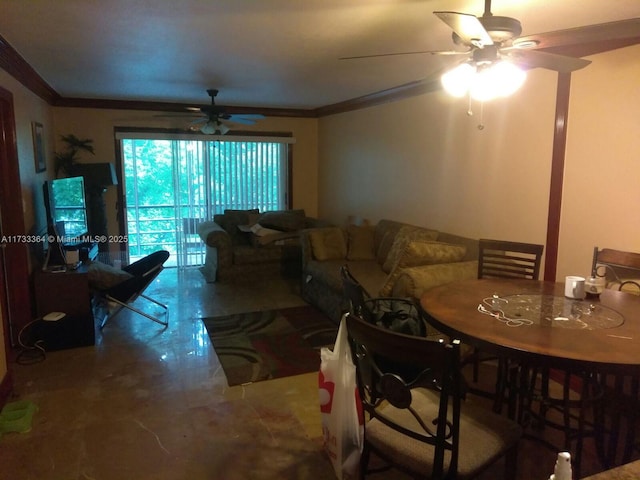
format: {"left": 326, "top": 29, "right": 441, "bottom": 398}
{"left": 198, "top": 209, "right": 329, "bottom": 282}
{"left": 300, "top": 219, "right": 479, "bottom": 323}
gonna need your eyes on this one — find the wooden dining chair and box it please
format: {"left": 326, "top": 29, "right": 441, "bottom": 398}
{"left": 595, "top": 247, "right": 640, "bottom": 295}
{"left": 477, "top": 239, "right": 544, "bottom": 280}
{"left": 345, "top": 312, "right": 522, "bottom": 479}
{"left": 469, "top": 239, "right": 544, "bottom": 412}
{"left": 592, "top": 247, "right": 640, "bottom": 466}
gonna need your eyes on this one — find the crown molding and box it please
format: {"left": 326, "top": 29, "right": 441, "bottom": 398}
{"left": 0, "top": 34, "right": 60, "bottom": 104}
{"left": 53, "top": 96, "right": 317, "bottom": 118}
{"left": 316, "top": 77, "right": 442, "bottom": 117}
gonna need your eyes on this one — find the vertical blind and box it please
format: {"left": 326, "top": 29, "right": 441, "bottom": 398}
{"left": 117, "top": 132, "right": 293, "bottom": 267}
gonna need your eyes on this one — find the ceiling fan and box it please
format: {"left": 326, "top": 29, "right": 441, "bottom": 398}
{"left": 430, "top": 0, "right": 592, "bottom": 73}
{"left": 342, "top": 0, "right": 601, "bottom": 101}
{"left": 185, "top": 89, "right": 265, "bottom": 135}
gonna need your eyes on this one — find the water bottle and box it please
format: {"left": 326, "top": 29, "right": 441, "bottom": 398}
{"left": 548, "top": 452, "right": 572, "bottom": 480}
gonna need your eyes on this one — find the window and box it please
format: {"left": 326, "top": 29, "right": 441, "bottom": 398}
{"left": 116, "top": 131, "right": 294, "bottom": 267}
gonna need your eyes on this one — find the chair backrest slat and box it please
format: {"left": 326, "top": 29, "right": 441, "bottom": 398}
{"left": 478, "top": 239, "right": 544, "bottom": 280}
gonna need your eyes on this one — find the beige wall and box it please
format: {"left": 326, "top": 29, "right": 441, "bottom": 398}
{"left": 557, "top": 44, "right": 640, "bottom": 279}
{"left": 51, "top": 109, "right": 320, "bottom": 241}
{"left": 317, "top": 44, "right": 640, "bottom": 281}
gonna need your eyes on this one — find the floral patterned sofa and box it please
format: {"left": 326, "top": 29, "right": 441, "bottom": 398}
{"left": 198, "top": 208, "right": 330, "bottom": 282}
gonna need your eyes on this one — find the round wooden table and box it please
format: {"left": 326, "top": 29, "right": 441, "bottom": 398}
{"left": 421, "top": 278, "right": 640, "bottom": 474}
{"left": 420, "top": 278, "right": 640, "bottom": 374}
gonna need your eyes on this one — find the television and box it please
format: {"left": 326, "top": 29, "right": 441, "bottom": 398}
{"left": 43, "top": 176, "right": 89, "bottom": 241}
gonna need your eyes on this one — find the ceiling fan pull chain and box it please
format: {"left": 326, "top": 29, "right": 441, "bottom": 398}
{"left": 477, "top": 102, "right": 485, "bottom": 130}
{"left": 466, "top": 93, "right": 474, "bottom": 117}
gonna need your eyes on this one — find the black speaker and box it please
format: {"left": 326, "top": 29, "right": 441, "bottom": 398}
{"left": 72, "top": 163, "right": 118, "bottom": 188}
{"left": 30, "top": 315, "right": 95, "bottom": 351}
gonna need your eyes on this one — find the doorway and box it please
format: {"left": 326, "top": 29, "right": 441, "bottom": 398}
{"left": 0, "top": 87, "right": 33, "bottom": 351}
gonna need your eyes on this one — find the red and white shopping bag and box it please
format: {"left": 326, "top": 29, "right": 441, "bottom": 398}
{"left": 319, "top": 314, "right": 364, "bottom": 480}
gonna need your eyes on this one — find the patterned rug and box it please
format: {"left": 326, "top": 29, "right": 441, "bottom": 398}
{"left": 201, "top": 305, "right": 338, "bottom": 386}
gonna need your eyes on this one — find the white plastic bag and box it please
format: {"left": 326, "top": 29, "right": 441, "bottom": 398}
{"left": 319, "top": 314, "right": 364, "bottom": 480}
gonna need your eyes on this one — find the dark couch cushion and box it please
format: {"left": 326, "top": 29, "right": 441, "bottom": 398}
{"left": 87, "top": 261, "right": 134, "bottom": 289}
{"left": 258, "top": 209, "right": 306, "bottom": 232}
{"left": 218, "top": 209, "right": 260, "bottom": 245}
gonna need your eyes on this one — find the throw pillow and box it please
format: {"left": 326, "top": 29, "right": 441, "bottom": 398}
{"left": 258, "top": 210, "right": 306, "bottom": 232}
{"left": 309, "top": 227, "right": 347, "bottom": 261}
{"left": 377, "top": 231, "right": 396, "bottom": 265}
{"left": 220, "top": 209, "right": 260, "bottom": 245}
{"left": 87, "top": 261, "right": 134, "bottom": 290}
{"left": 382, "top": 226, "right": 439, "bottom": 273}
{"left": 223, "top": 208, "right": 260, "bottom": 223}
{"left": 347, "top": 225, "right": 375, "bottom": 260}
{"left": 379, "top": 240, "right": 467, "bottom": 296}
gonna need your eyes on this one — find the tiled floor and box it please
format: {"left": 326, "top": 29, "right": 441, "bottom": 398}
{"left": 0, "top": 268, "right": 630, "bottom": 479}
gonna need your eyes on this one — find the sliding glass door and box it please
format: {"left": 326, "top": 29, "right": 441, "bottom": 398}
{"left": 118, "top": 133, "right": 290, "bottom": 268}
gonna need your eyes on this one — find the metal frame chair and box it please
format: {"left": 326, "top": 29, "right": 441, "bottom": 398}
{"left": 595, "top": 247, "right": 640, "bottom": 294}
{"left": 97, "top": 250, "right": 170, "bottom": 328}
{"left": 593, "top": 247, "right": 640, "bottom": 466}
{"left": 345, "top": 312, "right": 522, "bottom": 479}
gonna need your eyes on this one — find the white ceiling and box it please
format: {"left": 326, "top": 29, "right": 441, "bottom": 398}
{"left": 1, "top": 0, "right": 639, "bottom": 110}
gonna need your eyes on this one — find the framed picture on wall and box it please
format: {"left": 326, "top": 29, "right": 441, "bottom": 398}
{"left": 32, "top": 121, "right": 46, "bottom": 173}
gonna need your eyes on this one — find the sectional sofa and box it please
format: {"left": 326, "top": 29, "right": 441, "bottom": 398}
{"left": 300, "top": 219, "right": 479, "bottom": 322}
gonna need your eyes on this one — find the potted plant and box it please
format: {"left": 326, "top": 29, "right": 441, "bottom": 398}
{"left": 54, "top": 134, "right": 95, "bottom": 176}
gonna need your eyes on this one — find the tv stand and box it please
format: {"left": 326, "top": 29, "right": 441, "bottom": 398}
{"left": 33, "top": 264, "right": 95, "bottom": 350}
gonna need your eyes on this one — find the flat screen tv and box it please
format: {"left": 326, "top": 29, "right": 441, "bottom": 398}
{"left": 43, "top": 176, "right": 89, "bottom": 241}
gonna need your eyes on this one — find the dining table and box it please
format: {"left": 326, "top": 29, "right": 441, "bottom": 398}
{"left": 419, "top": 277, "right": 640, "bottom": 475}
{"left": 581, "top": 459, "right": 640, "bottom": 479}
{"left": 420, "top": 278, "right": 640, "bottom": 374}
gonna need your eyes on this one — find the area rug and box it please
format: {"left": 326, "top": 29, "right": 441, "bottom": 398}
{"left": 201, "top": 305, "right": 338, "bottom": 386}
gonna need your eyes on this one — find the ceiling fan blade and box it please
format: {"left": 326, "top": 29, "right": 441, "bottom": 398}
{"left": 516, "top": 18, "right": 640, "bottom": 52}
{"left": 188, "top": 117, "right": 209, "bottom": 125}
{"left": 154, "top": 112, "right": 203, "bottom": 118}
{"left": 505, "top": 48, "right": 591, "bottom": 73}
{"left": 224, "top": 114, "right": 264, "bottom": 125}
{"left": 434, "top": 11, "right": 493, "bottom": 47}
{"left": 340, "top": 49, "right": 469, "bottom": 60}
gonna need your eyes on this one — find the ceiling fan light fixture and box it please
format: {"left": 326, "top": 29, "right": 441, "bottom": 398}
{"left": 200, "top": 121, "right": 217, "bottom": 135}
{"left": 200, "top": 120, "right": 230, "bottom": 135}
{"left": 491, "top": 60, "right": 527, "bottom": 96}
{"left": 218, "top": 123, "right": 230, "bottom": 135}
{"left": 442, "top": 60, "right": 526, "bottom": 102}
{"left": 441, "top": 62, "right": 475, "bottom": 97}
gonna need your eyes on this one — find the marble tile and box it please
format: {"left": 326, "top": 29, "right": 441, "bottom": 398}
{"left": 4, "top": 269, "right": 334, "bottom": 480}
{"left": 3, "top": 268, "right": 634, "bottom": 479}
